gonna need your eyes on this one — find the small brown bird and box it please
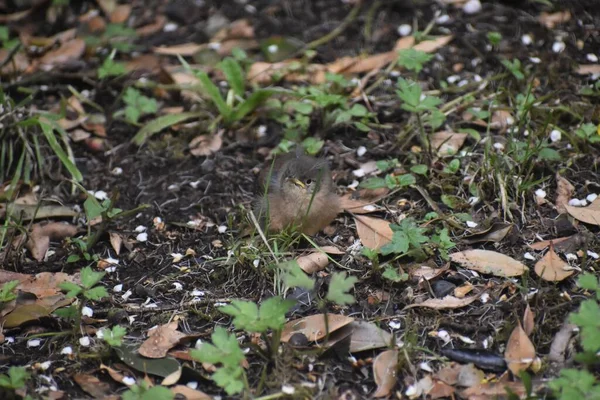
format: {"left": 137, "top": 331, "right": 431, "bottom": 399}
{"left": 254, "top": 151, "right": 340, "bottom": 235}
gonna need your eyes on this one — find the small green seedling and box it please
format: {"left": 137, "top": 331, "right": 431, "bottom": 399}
{"left": 380, "top": 218, "right": 428, "bottom": 256}
{"left": 122, "top": 381, "right": 173, "bottom": 400}
{"left": 120, "top": 88, "right": 158, "bottom": 125}
{"left": 501, "top": 58, "right": 525, "bottom": 81}
{"left": 326, "top": 272, "right": 358, "bottom": 305}
{"left": 397, "top": 48, "right": 434, "bottom": 74}
{"left": 0, "top": 281, "right": 19, "bottom": 304}
{"left": 98, "top": 49, "right": 127, "bottom": 79}
{"left": 0, "top": 366, "right": 29, "bottom": 391}
{"left": 60, "top": 266, "right": 108, "bottom": 301}
{"left": 101, "top": 325, "right": 127, "bottom": 347}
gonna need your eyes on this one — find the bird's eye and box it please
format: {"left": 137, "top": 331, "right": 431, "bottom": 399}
{"left": 306, "top": 179, "right": 313, "bottom": 185}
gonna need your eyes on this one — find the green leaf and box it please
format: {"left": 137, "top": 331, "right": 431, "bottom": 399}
{"left": 397, "top": 48, "right": 433, "bottom": 73}
{"left": 0, "top": 367, "right": 29, "bottom": 390}
{"left": 301, "top": 137, "right": 324, "bottom": 155}
{"left": 359, "top": 177, "right": 386, "bottom": 189}
{"left": 212, "top": 365, "right": 245, "bottom": 395}
{"left": 258, "top": 297, "right": 294, "bottom": 330}
{"left": 569, "top": 300, "right": 600, "bottom": 353}
{"left": 38, "top": 120, "right": 83, "bottom": 181}
{"left": 131, "top": 112, "right": 204, "bottom": 145}
{"left": 191, "top": 326, "right": 245, "bottom": 367}
{"left": 538, "top": 147, "right": 561, "bottom": 162}
{"left": 348, "top": 104, "right": 368, "bottom": 117}
{"left": 220, "top": 300, "right": 261, "bottom": 332}
{"left": 326, "top": 272, "right": 357, "bottom": 306}
{"left": 85, "top": 286, "right": 108, "bottom": 301}
{"left": 410, "top": 164, "right": 428, "bottom": 175}
{"left": 196, "top": 70, "right": 231, "bottom": 120}
{"left": 81, "top": 266, "right": 106, "bottom": 289}
{"left": 0, "top": 280, "right": 19, "bottom": 303}
{"left": 98, "top": 58, "right": 127, "bottom": 79}
{"left": 231, "top": 89, "right": 275, "bottom": 122}
{"left": 380, "top": 231, "right": 409, "bottom": 255}
{"left": 382, "top": 267, "right": 408, "bottom": 283}
{"left": 441, "top": 194, "right": 461, "bottom": 209}
{"left": 84, "top": 195, "right": 105, "bottom": 220}
{"left": 220, "top": 57, "right": 245, "bottom": 97}
{"left": 102, "top": 325, "right": 127, "bottom": 347}
{"left": 286, "top": 101, "right": 313, "bottom": 115}
{"left": 59, "top": 282, "right": 82, "bottom": 298}
{"left": 280, "top": 260, "right": 315, "bottom": 290}
{"left": 578, "top": 274, "right": 599, "bottom": 292}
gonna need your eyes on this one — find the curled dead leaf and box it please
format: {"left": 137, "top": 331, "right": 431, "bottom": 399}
{"left": 26, "top": 222, "right": 79, "bottom": 262}
{"left": 405, "top": 293, "right": 481, "bottom": 310}
{"left": 504, "top": 322, "right": 536, "bottom": 375}
{"left": 40, "top": 39, "right": 86, "bottom": 67}
{"left": 281, "top": 314, "right": 353, "bottom": 342}
{"left": 575, "top": 64, "right": 600, "bottom": 75}
{"left": 189, "top": 132, "right": 223, "bottom": 157}
{"left": 430, "top": 131, "right": 467, "bottom": 157}
{"left": 139, "top": 321, "right": 187, "bottom": 358}
{"left": 564, "top": 198, "right": 600, "bottom": 225}
{"left": 534, "top": 245, "right": 574, "bottom": 282}
{"left": 450, "top": 249, "right": 528, "bottom": 277}
{"left": 555, "top": 174, "right": 574, "bottom": 214}
{"left": 354, "top": 215, "right": 393, "bottom": 250}
{"left": 523, "top": 304, "right": 535, "bottom": 336}
{"left": 372, "top": 349, "right": 398, "bottom": 397}
{"left": 296, "top": 251, "right": 329, "bottom": 274}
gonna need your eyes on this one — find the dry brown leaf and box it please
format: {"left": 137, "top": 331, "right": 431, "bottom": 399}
{"left": 490, "top": 110, "right": 514, "bottom": 132}
{"left": 453, "top": 282, "right": 474, "bottom": 298}
{"left": 575, "top": 64, "right": 600, "bottom": 75}
{"left": 428, "top": 380, "right": 456, "bottom": 399}
{"left": 462, "top": 381, "right": 528, "bottom": 398}
{"left": 405, "top": 294, "right": 481, "bottom": 310}
{"left": 211, "top": 19, "right": 255, "bottom": 42}
{"left": 139, "top": 321, "right": 187, "bottom": 358}
{"left": 534, "top": 244, "right": 574, "bottom": 282}
{"left": 109, "top": 4, "right": 131, "bottom": 23}
{"left": 339, "top": 195, "right": 381, "bottom": 214}
{"left": 528, "top": 235, "right": 574, "bottom": 251}
{"left": 318, "top": 245, "right": 344, "bottom": 255}
{"left": 430, "top": 131, "right": 467, "bottom": 156}
{"left": 297, "top": 251, "right": 329, "bottom": 274}
{"left": 40, "top": 39, "right": 86, "bottom": 67}
{"left": 189, "top": 132, "right": 223, "bottom": 157}
{"left": 555, "top": 174, "right": 574, "bottom": 214}
{"left": 0, "top": 270, "right": 78, "bottom": 299}
{"left": 504, "top": 322, "right": 536, "bottom": 375}
{"left": 0, "top": 49, "right": 30, "bottom": 76}
{"left": 281, "top": 314, "right": 354, "bottom": 342}
{"left": 349, "top": 321, "right": 392, "bottom": 353}
{"left": 412, "top": 35, "right": 454, "bottom": 52}
{"left": 523, "top": 304, "right": 535, "bottom": 336}
{"left": 74, "top": 374, "right": 112, "bottom": 399}
{"left": 410, "top": 263, "right": 449, "bottom": 281}
{"left": 0, "top": 9, "right": 32, "bottom": 23}
{"left": 434, "top": 363, "right": 462, "bottom": 385}
{"left": 354, "top": 215, "right": 393, "bottom": 250}
{"left": 170, "top": 385, "right": 212, "bottom": 400}
{"left": 26, "top": 222, "right": 78, "bottom": 262}
{"left": 126, "top": 54, "right": 162, "bottom": 73}
{"left": 450, "top": 249, "right": 528, "bottom": 277}
{"left": 538, "top": 10, "right": 571, "bottom": 29}
{"left": 136, "top": 15, "right": 166, "bottom": 36}
{"left": 372, "top": 349, "right": 398, "bottom": 397}
{"left": 565, "top": 198, "right": 600, "bottom": 225}
{"left": 3, "top": 303, "right": 50, "bottom": 328}
{"left": 99, "top": 364, "right": 128, "bottom": 384}
{"left": 154, "top": 43, "right": 205, "bottom": 56}
{"left": 109, "top": 232, "right": 123, "bottom": 255}
{"left": 462, "top": 223, "right": 512, "bottom": 244}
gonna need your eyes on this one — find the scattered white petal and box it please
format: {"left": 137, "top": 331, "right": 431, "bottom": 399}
{"left": 388, "top": 320, "right": 401, "bottom": 330}
{"left": 552, "top": 41, "right": 566, "bottom": 53}
{"left": 207, "top": 42, "right": 221, "bottom": 50}
{"left": 244, "top": 4, "right": 257, "bottom": 13}
{"left": 447, "top": 75, "right": 460, "bottom": 84}
{"left": 257, "top": 125, "right": 267, "bottom": 137}
{"left": 580, "top": 199, "right": 588, "bottom": 207}
{"left": 436, "top": 14, "right": 450, "bottom": 24}
{"left": 529, "top": 57, "right": 541, "bottom": 64}
{"left": 171, "top": 253, "right": 184, "bottom": 262}
{"left": 566, "top": 253, "right": 578, "bottom": 261}
{"left": 122, "top": 289, "right": 133, "bottom": 300}
{"left": 82, "top": 306, "right": 93, "bottom": 317}
{"left": 523, "top": 130, "right": 530, "bottom": 137}
{"left": 189, "top": 180, "right": 201, "bottom": 189}
{"left": 135, "top": 225, "right": 147, "bottom": 233}
{"left": 480, "top": 293, "right": 490, "bottom": 303}
{"left": 458, "top": 335, "right": 476, "bottom": 344}
{"left": 61, "top": 346, "right": 72, "bottom": 355}
{"left": 466, "top": 221, "right": 478, "bottom": 228}
{"left": 163, "top": 23, "right": 178, "bottom": 32}
{"left": 397, "top": 24, "right": 412, "bottom": 36}
{"left": 187, "top": 381, "right": 199, "bottom": 390}
{"left": 168, "top": 184, "right": 179, "bottom": 191}
{"left": 586, "top": 193, "right": 598, "bottom": 202}
{"left": 535, "top": 189, "right": 547, "bottom": 199}
{"left": 473, "top": 74, "right": 482, "bottom": 82}
{"left": 493, "top": 142, "right": 505, "bottom": 151}
{"left": 214, "top": 302, "right": 227, "bottom": 307}
{"left": 521, "top": 34, "right": 533, "bottom": 46}
{"left": 348, "top": 180, "right": 360, "bottom": 189}
{"left": 79, "top": 336, "right": 91, "bottom": 347}
{"left": 92, "top": 190, "right": 108, "bottom": 200}
{"left": 192, "top": 289, "right": 205, "bottom": 297}
{"left": 405, "top": 385, "right": 418, "bottom": 397}
{"left": 352, "top": 168, "right": 365, "bottom": 177}
{"left": 458, "top": 79, "right": 469, "bottom": 87}
{"left": 587, "top": 250, "right": 599, "bottom": 259}
{"left": 586, "top": 53, "right": 598, "bottom": 63}
{"left": 96, "top": 330, "right": 104, "bottom": 339}
{"left": 136, "top": 232, "right": 148, "bottom": 242}
{"left": 568, "top": 198, "right": 582, "bottom": 207}
{"left": 550, "top": 129, "right": 561, "bottom": 142}
{"left": 111, "top": 167, "right": 123, "bottom": 175}
{"left": 482, "top": 338, "right": 490, "bottom": 349}
{"left": 419, "top": 362, "right": 433, "bottom": 372}
{"left": 437, "top": 330, "right": 451, "bottom": 344}
{"left": 524, "top": 252, "right": 536, "bottom": 261}
{"left": 282, "top": 385, "right": 295, "bottom": 395}
{"left": 468, "top": 196, "right": 480, "bottom": 205}
{"left": 39, "top": 361, "right": 52, "bottom": 372}
{"left": 463, "top": 0, "right": 482, "bottom": 14}
{"left": 218, "top": 225, "right": 227, "bottom": 233}
{"left": 173, "top": 282, "right": 183, "bottom": 290}
{"left": 362, "top": 205, "right": 377, "bottom": 212}
{"left": 28, "top": 339, "right": 41, "bottom": 348}
{"left": 122, "top": 376, "right": 136, "bottom": 386}
{"left": 267, "top": 44, "right": 278, "bottom": 53}
{"left": 113, "top": 284, "right": 123, "bottom": 293}
{"left": 356, "top": 146, "right": 367, "bottom": 157}
{"left": 5, "top": 337, "right": 14, "bottom": 344}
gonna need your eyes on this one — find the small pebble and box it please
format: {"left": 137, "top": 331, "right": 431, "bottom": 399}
{"left": 397, "top": 24, "right": 412, "bottom": 36}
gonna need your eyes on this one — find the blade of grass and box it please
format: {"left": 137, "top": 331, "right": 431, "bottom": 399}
{"left": 38, "top": 119, "right": 83, "bottom": 182}
{"left": 131, "top": 111, "right": 205, "bottom": 145}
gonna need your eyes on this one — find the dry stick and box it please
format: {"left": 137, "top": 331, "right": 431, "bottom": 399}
{"left": 302, "top": 1, "right": 362, "bottom": 52}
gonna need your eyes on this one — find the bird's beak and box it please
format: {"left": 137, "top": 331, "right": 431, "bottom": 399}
{"left": 290, "top": 178, "right": 306, "bottom": 188}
